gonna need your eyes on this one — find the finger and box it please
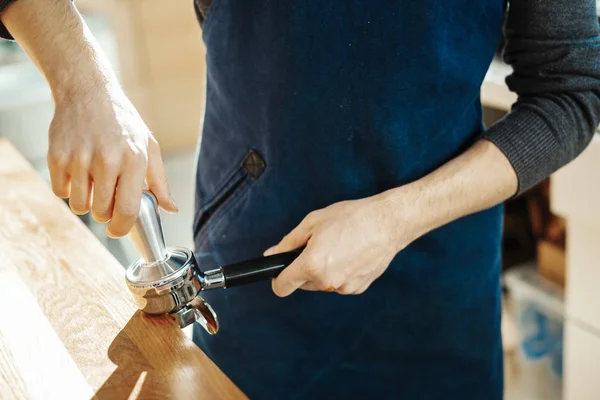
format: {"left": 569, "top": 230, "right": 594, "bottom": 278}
{"left": 146, "top": 137, "right": 178, "bottom": 213}
{"left": 90, "top": 155, "right": 119, "bottom": 223}
{"left": 336, "top": 284, "right": 356, "bottom": 295}
{"left": 47, "top": 154, "right": 71, "bottom": 198}
{"left": 355, "top": 282, "right": 371, "bottom": 295}
{"left": 68, "top": 165, "right": 92, "bottom": 215}
{"left": 298, "top": 282, "right": 337, "bottom": 292}
{"left": 298, "top": 282, "right": 320, "bottom": 291}
{"left": 271, "top": 252, "right": 314, "bottom": 297}
{"left": 49, "top": 168, "right": 71, "bottom": 199}
{"left": 264, "top": 213, "right": 318, "bottom": 256}
{"left": 107, "top": 160, "right": 145, "bottom": 238}
{"left": 338, "top": 281, "right": 370, "bottom": 295}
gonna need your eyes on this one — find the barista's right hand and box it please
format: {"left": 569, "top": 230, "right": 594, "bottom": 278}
{"left": 0, "top": 0, "right": 177, "bottom": 237}
{"left": 48, "top": 84, "right": 178, "bottom": 238}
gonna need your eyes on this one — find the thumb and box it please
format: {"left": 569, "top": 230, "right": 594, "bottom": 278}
{"left": 145, "top": 136, "right": 178, "bottom": 213}
{"left": 264, "top": 214, "right": 315, "bottom": 256}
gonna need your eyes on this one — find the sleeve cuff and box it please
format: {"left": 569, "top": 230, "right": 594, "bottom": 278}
{"left": 0, "top": 0, "right": 16, "bottom": 40}
{"left": 482, "top": 109, "right": 562, "bottom": 196}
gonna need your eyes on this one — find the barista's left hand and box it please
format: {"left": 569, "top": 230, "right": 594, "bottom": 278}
{"left": 266, "top": 140, "right": 520, "bottom": 297}
{"left": 265, "top": 190, "right": 422, "bottom": 296}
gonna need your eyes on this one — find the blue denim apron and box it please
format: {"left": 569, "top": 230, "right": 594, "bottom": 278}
{"left": 192, "top": 1, "right": 506, "bottom": 398}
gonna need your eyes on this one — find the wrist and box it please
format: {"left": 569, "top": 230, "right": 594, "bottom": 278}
{"left": 47, "top": 29, "right": 120, "bottom": 105}
{"left": 14, "top": 1, "right": 120, "bottom": 104}
{"left": 376, "top": 140, "right": 519, "bottom": 252}
{"left": 51, "top": 66, "right": 118, "bottom": 106}
{"left": 374, "top": 185, "right": 433, "bottom": 253}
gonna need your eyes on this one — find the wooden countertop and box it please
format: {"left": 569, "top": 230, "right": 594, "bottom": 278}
{"left": 0, "top": 139, "right": 246, "bottom": 400}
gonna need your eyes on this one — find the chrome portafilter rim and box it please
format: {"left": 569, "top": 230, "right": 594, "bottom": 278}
{"left": 125, "top": 246, "right": 194, "bottom": 289}
{"left": 125, "top": 247, "right": 220, "bottom": 333}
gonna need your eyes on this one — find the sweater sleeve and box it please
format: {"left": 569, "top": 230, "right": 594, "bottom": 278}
{"left": 482, "top": 0, "right": 600, "bottom": 195}
{"left": 0, "top": 0, "right": 16, "bottom": 39}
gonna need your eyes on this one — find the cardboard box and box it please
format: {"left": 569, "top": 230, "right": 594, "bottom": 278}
{"left": 524, "top": 179, "right": 567, "bottom": 288}
{"left": 537, "top": 240, "right": 566, "bottom": 288}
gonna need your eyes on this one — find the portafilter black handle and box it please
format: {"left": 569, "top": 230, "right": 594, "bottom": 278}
{"left": 215, "top": 250, "right": 302, "bottom": 288}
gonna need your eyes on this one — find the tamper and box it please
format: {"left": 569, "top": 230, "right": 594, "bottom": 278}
{"left": 125, "top": 190, "right": 301, "bottom": 334}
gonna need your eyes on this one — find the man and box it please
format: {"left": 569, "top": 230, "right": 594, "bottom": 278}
{"left": 1, "top": 0, "right": 598, "bottom": 398}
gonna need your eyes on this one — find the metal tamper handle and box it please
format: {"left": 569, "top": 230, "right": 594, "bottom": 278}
{"left": 125, "top": 190, "right": 221, "bottom": 334}
{"left": 128, "top": 191, "right": 168, "bottom": 264}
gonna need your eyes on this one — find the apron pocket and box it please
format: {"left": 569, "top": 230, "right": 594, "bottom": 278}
{"left": 193, "top": 149, "right": 265, "bottom": 246}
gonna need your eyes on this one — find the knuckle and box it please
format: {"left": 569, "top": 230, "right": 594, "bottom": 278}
{"left": 350, "top": 283, "right": 370, "bottom": 295}
{"left": 304, "top": 212, "right": 318, "bottom": 225}
{"left": 354, "top": 287, "right": 367, "bottom": 295}
{"left": 96, "top": 151, "right": 121, "bottom": 171}
{"left": 48, "top": 151, "right": 70, "bottom": 169}
{"left": 71, "top": 152, "right": 92, "bottom": 169}
{"left": 303, "top": 255, "right": 320, "bottom": 279}
{"left": 337, "top": 286, "right": 352, "bottom": 295}
{"left": 127, "top": 150, "right": 148, "bottom": 168}
{"left": 125, "top": 138, "right": 148, "bottom": 157}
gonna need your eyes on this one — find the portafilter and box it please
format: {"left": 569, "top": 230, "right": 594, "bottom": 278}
{"left": 125, "top": 190, "right": 301, "bottom": 335}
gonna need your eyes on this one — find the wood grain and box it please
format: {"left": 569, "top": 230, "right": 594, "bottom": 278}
{"left": 0, "top": 139, "right": 246, "bottom": 400}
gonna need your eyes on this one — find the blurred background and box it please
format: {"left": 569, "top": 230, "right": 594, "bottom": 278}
{"left": 0, "top": 1, "right": 205, "bottom": 265}
{"left": 1, "top": 2, "right": 599, "bottom": 400}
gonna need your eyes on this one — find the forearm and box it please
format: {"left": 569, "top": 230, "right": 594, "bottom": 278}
{"left": 1, "top": 0, "right": 118, "bottom": 101}
{"left": 383, "top": 139, "right": 517, "bottom": 247}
